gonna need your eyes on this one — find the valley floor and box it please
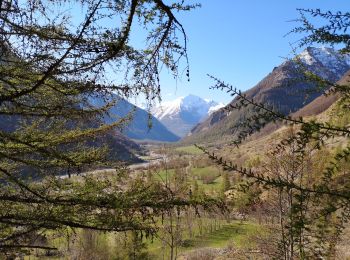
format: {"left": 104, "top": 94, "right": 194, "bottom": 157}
{"left": 22, "top": 128, "right": 350, "bottom": 259}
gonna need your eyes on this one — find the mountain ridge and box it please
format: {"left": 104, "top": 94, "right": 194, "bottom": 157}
{"left": 183, "top": 47, "right": 350, "bottom": 144}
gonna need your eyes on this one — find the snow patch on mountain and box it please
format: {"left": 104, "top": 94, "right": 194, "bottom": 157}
{"left": 298, "top": 47, "right": 350, "bottom": 78}
{"left": 153, "top": 98, "right": 182, "bottom": 120}
{"left": 208, "top": 103, "right": 225, "bottom": 115}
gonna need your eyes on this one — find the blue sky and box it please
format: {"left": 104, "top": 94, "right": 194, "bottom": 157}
{"left": 156, "top": 1, "right": 349, "bottom": 104}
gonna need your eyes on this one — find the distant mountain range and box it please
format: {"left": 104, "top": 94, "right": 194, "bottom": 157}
{"left": 184, "top": 47, "right": 350, "bottom": 144}
{"left": 152, "top": 95, "right": 224, "bottom": 137}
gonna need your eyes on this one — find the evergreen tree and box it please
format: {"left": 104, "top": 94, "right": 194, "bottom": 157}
{"left": 0, "top": 0, "right": 208, "bottom": 255}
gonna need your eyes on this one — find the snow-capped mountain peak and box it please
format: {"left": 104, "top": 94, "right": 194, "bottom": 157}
{"left": 153, "top": 97, "right": 183, "bottom": 120}
{"left": 152, "top": 95, "right": 224, "bottom": 137}
{"left": 154, "top": 95, "right": 221, "bottom": 120}
{"left": 298, "top": 46, "right": 350, "bottom": 78}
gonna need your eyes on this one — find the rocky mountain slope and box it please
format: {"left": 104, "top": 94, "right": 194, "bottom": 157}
{"left": 184, "top": 47, "right": 350, "bottom": 144}
{"left": 89, "top": 94, "right": 180, "bottom": 142}
{"left": 152, "top": 94, "right": 224, "bottom": 137}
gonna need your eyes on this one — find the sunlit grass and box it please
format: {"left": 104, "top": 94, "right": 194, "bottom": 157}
{"left": 175, "top": 145, "right": 203, "bottom": 155}
{"left": 147, "top": 220, "right": 261, "bottom": 259}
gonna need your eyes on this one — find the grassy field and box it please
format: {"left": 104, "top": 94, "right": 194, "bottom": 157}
{"left": 174, "top": 145, "right": 203, "bottom": 155}
{"left": 191, "top": 166, "right": 219, "bottom": 177}
{"left": 184, "top": 222, "right": 260, "bottom": 248}
{"left": 153, "top": 166, "right": 223, "bottom": 193}
{"left": 153, "top": 168, "right": 175, "bottom": 183}
{"left": 147, "top": 221, "right": 261, "bottom": 259}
